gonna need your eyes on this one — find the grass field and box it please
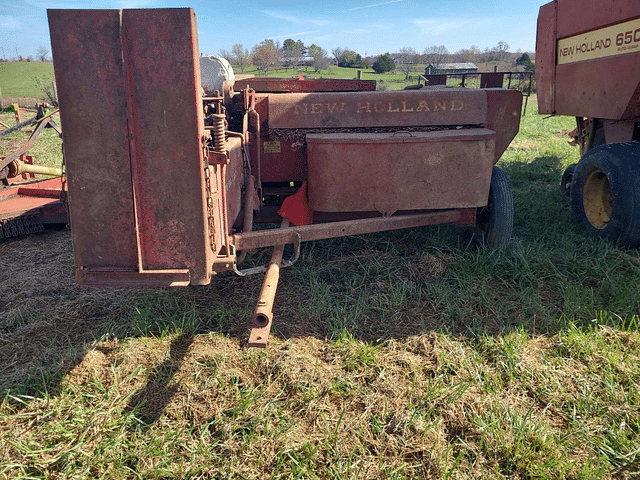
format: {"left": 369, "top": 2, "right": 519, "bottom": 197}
{"left": 1, "top": 86, "right": 639, "bottom": 478}
{"left": 0, "top": 62, "right": 54, "bottom": 101}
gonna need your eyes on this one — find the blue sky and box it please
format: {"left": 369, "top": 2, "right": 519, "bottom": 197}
{"left": 1, "top": 0, "right": 542, "bottom": 60}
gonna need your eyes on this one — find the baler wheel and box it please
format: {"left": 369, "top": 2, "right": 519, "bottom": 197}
{"left": 570, "top": 142, "right": 640, "bottom": 248}
{"left": 560, "top": 163, "right": 577, "bottom": 197}
{"left": 473, "top": 166, "right": 514, "bottom": 247}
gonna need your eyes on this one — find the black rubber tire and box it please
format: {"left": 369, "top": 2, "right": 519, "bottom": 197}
{"left": 570, "top": 142, "right": 640, "bottom": 248}
{"left": 560, "top": 163, "right": 577, "bottom": 197}
{"left": 473, "top": 166, "right": 514, "bottom": 247}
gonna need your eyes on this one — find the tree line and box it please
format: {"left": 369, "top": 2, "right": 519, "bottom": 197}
{"left": 0, "top": 46, "right": 50, "bottom": 63}
{"left": 218, "top": 40, "right": 534, "bottom": 77}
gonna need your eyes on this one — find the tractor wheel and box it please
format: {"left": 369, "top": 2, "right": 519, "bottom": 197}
{"left": 570, "top": 142, "right": 640, "bottom": 248}
{"left": 473, "top": 166, "right": 514, "bottom": 247}
{"left": 560, "top": 163, "right": 577, "bottom": 197}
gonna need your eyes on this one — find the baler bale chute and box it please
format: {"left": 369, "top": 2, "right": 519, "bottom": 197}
{"left": 48, "top": 8, "right": 522, "bottom": 346}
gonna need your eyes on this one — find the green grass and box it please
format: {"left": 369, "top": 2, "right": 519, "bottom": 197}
{"left": 0, "top": 110, "right": 63, "bottom": 170}
{"left": 1, "top": 94, "right": 639, "bottom": 478}
{"left": 0, "top": 62, "right": 54, "bottom": 99}
{"left": 235, "top": 64, "right": 427, "bottom": 90}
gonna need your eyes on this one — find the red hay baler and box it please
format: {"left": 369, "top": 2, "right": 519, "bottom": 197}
{"left": 536, "top": 0, "right": 640, "bottom": 247}
{"left": 48, "top": 8, "right": 522, "bottom": 345}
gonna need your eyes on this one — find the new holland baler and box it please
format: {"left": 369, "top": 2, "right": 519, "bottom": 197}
{"left": 48, "top": 8, "right": 522, "bottom": 345}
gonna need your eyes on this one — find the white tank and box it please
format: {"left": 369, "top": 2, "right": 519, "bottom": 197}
{"left": 199, "top": 56, "right": 235, "bottom": 93}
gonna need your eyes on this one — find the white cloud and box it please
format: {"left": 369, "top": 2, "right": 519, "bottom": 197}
{"left": 268, "top": 30, "right": 318, "bottom": 40}
{"left": 410, "top": 18, "right": 491, "bottom": 37}
{"left": 0, "top": 15, "right": 23, "bottom": 31}
{"left": 260, "top": 10, "right": 332, "bottom": 27}
{"left": 345, "top": 0, "right": 404, "bottom": 11}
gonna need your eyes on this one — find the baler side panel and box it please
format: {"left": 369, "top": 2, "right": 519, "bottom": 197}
{"left": 49, "top": 8, "right": 212, "bottom": 286}
{"left": 48, "top": 10, "right": 139, "bottom": 270}
{"left": 556, "top": 0, "right": 639, "bottom": 38}
{"left": 485, "top": 89, "right": 523, "bottom": 162}
{"left": 536, "top": 1, "right": 557, "bottom": 114}
{"left": 121, "top": 9, "right": 210, "bottom": 283}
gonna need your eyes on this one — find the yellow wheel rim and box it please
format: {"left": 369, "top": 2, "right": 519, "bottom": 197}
{"left": 582, "top": 169, "right": 612, "bottom": 229}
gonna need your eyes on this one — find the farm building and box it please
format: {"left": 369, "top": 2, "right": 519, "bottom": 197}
{"left": 425, "top": 63, "right": 478, "bottom": 75}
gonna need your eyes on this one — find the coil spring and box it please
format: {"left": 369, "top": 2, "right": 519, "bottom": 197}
{"left": 212, "top": 113, "right": 226, "bottom": 151}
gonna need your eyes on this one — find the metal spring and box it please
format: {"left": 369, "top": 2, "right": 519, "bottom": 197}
{"left": 212, "top": 113, "right": 226, "bottom": 151}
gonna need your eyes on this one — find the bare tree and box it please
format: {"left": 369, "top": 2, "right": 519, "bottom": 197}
{"left": 218, "top": 49, "right": 233, "bottom": 61}
{"left": 496, "top": 41, "right": 510, "bottom": 61}
{"left": 308, "top": 44, "right": 330, "bottom": 72}
{"left": 231, "top": 43, "right": 251, "bottom": 72}
{"left": 252, "top": 39, "right": 282, "bottom": 75}
{"left": 396, "top": 47, "right": 419, "bottom": 80}
{"left": 422, "top": 45, "right": 449, "bottom": 69}
{"left": 331, "top": 47, "right": 346, "bottom": 65}
{"left": 36, "top": 46, "right": 49, "bottom": 62}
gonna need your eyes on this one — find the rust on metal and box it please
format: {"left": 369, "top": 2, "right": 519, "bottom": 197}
{"left": 248, "top": 219, "right": 290, "bottom": 348}
{"left": 232, "top": 210, "right": 463, "bottom": 252}
{"left": 237, "top": 77, "right": 376, "bottom": 93}
{"left": 536, "top": 0, "right": 640, "bottom": 120}
{"left": 306, "top": 128, "right": 496, "bottom": 213}
{"left": 267, "top": 89, "right": 488, "bottom": 129}
{"left": 49, "top": 8, "right": 213, "bottom": 284}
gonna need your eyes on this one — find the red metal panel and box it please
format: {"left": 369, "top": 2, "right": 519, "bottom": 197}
{"left": 306, "top": 129, "right": 496, "bottom": 213}
{"left": 268, "top": 90, "right": 488, "bottom": 129}
{"left": 536, "top": 1, "right": 557, "bottom": 114}
{"left": 122, "top": 8, "right": 210, "bottom": 283}
{"left": 48, "top": 10, "right": 138, "bottom": 269}
{"left": 238, "top": 77, "right": 376, "bottom": 93}
{"left": 485, "top": 89, "right": 523, "bottom": 162}
{"left": 49, "top": 8, "right": 212, "bottom": 285}
{"left": 0, "top": 178, "right": 65, "bottom": 222}
{"left": 424, "top": 75, "right": 447, "bottom": 86}
{"left": 554, "top": 55, "right": 640, "bottom": 120}
{"left": 556, "top": 0, "right": 639, "bottom": 38}
{"left": 480, "top": 73, "right": 504, "bottom": 89}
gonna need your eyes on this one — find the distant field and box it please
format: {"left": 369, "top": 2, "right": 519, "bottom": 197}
{"left": 0, "top": 62, "right": 54, "bottom": 101}
{"left": 237, "top": 64, "right": 425, "bottom": 90}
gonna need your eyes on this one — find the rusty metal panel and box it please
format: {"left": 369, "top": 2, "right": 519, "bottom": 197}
{"left": 48, "top": 9, "right": 138, "bottom": 270}
{"left": 423, "top": 75, "right": 447, "bottom": 86}
{"left": 485, "top": 89, "right": 523, "bottom": 162}
{"left": 238, "top": 77, "right": 376, "bottom": 93}
{"left": 121, "top": 9, "right": 210, "bottom": 283}
{"left": 268, "top": 90, "right": 487, "bottom": 129}
{"left": 77, "top": 269, "right": 191, "bottom": 287}
{"left": 49, "top": 8, "right": 212, "bottom": 285}
{"left": 556, "top": 0, "right": 640, "bottom": 38}
{"left": 480, "top": 73, "right": 504, "bottom": 88}
{"left": 536, "top": 1, "right": 557, "bottom": 114}
{"left": 554, "top": 56, "right": 640, "bottom": 120}
{"left": 225, "top": 136, "right": 244, "bottom": 227}
{"left": 306, "top": 129, "right": 496, "bottom": 213}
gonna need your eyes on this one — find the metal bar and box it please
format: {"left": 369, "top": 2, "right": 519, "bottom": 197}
{"left": 248, "top": 219, "right": 289, "bottom": 348}
{"left": 0, "top": 116, "right": 36, "bottom": 139}
{"left": 77, "top": 268, "right": 191, "bottom": 287}
{"left": 232, "top": 210, "right": 461, "bottom": 252}
{"left": 0, "top": 116, "right": 51, "bottom": 171}
{"left": 16, "top": 163, "right": 63, "bottom": 177}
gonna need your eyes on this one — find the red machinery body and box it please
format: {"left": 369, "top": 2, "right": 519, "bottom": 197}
{"left": 536, "top": 0, "right": 640, "bottom": 122}
{"left": 536, "top": 0, "right": 640, "bottom": 251}
{"left": 49, "top": 8, "right": 522, "bottom": 344}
